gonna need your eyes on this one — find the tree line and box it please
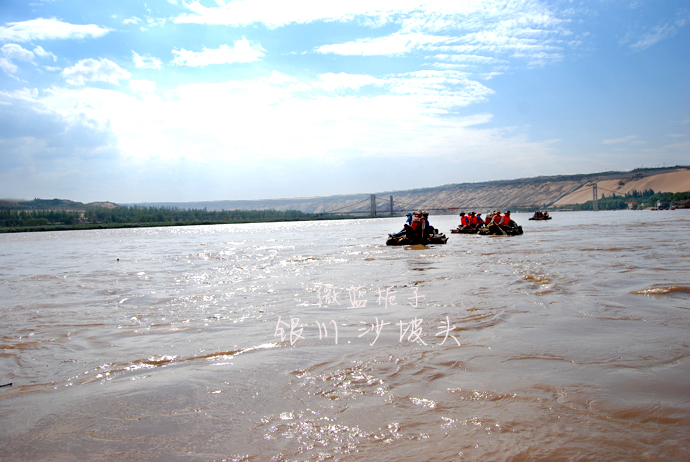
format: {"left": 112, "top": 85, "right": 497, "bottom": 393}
{"left": 0, "top": 204, "right": 329, "bottom": 230}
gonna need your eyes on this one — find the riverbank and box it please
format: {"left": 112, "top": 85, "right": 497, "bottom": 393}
{"left": 0, "top": 215, "right": 356, "bottom": 234}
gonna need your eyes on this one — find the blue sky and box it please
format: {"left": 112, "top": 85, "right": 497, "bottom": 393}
{"left": 1, "top": 0, "right": 688, "bottom": 203}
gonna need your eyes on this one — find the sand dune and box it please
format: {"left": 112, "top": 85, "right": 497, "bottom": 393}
{"left": 554, "top": 169, "right": 690, "bottom": 206}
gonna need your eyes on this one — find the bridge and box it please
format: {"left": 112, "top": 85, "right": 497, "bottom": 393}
{"left": 321, "top": 181, "right": 609, "bottom": 217}
{"left": 319, "top": 194, "right": 547, "bottom": 217}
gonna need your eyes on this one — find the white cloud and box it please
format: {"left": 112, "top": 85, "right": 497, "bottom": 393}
{"left": 174, "top": 0, "right": 399, "bottom": 27}
{"left": 628, "top": 24, "right": 676, "bottom": 51}
{"left": 385, "top": 70, "right": 494, "bottom": 109}
{"left": 0, "top": 57, "right": 18, "bottom": 76}
{"left": 171, "top": 39, "right": 264, "bottom": 66}
{"left": 317, "top": 73, "right": 383, "bottom": 90}
{"left": 288, "top": 1, "right": 571, "bottom": 73}
{"left": 61, "top": 58, "right": 131, "bottom": 86}
{"left": 123, "top": 17, "right": 141, "bottom": 25}
{"left": 167, "top": 0, "right": 578, "bottom": 94}
{"left": 625, "top": 12, "right": 689, "bottom": 51}
{"left": 144, "top": 17, "right": 167, "bottom": 29}
{"left": 2, "top": 43, "right": 34, "bottom": 61}
{"left": 130, "top": 79, "right": 157, "bottom": 94}
{"left": 602, "top": 135, "right": 639, "bottom": 145}
{"left": 14, "top": 68, "right": 514, "bottom": 168}
{"left": 33, "top": 46, "right": 57, "bottom": 62}
{"left": 0, "top": 18, "right": 109, "bottom": 42}
{"left": 434, "top": 54, "right": 501, "bottom": 64}
{"left": 317, "top": 33, "right": 448, "bottom": 56}
{"left": 0, "top": 44, "right": 34, "bottom": 76}
{"left": 662, "top": 140, "right": 690, "bottom": 151}
{"left": 132, "top": 51, "right": 162, "bottom": 69}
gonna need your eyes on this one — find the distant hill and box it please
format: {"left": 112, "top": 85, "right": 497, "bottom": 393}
{"left": 131, "top": 166, "right": 690, "bottom": 215}
{"left": 0, "top": 198, "right": 120, "bottom": 211}
{"left": 4, "top": 166, "right": 688, "bottom": 215}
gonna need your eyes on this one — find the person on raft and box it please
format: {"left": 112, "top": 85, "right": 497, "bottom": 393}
{"left": 458, "top": 212, "right": 467, "bottom": 228}
{"left": 487, "top": 210, "right": 516, "bottom": 233}
{"left": 404, "top": 210, "right": 438, "bottom": 240}
{"left": 459, "top": 211, "right": 482, "bottom": 230}
{"left": 391, "top": 212, "right": 413, "bottom": 238}
{"left": 422, "top": 211, "right": 440, "bottom": 237}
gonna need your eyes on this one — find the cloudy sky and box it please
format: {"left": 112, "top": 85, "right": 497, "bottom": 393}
{"left": 1, "top": 0, "right": 688, "bottom": 203}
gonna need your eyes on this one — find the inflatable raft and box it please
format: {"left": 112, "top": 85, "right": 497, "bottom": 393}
{"left": 478, "top": 224, "right": 524, "bottom": 236}
{"left": 386, "top": 233, "right": 448, "bottom": 246}
{"left": 451, "top": 227, "right": 481, "bottom": 234}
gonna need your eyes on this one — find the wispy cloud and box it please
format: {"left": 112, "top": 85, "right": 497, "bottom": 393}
{"left": 0, "top": 57, "right": 17, "bottom": 76}
{"left": 33, "top": 46, "right": 56, "bottom": 62}
{"left": 171, "top": 39, "right": 264, "bottom": 66}
{"left": 132, "top": 51, "right": 162, "bottom": 69}
{"left": 602, "top": 135, "right": 639, "bottom": 145}
{"left": 316, "top": 73, "right": 383, "bottom": 91}
{"left": 625, "top": 12, "right": 689, "bottom": 51}
{"left": 175, "top": 0, "right": 575, "bottom": 73}
{"left": 629, "top": 24, "right": 676, "bottom": 51}
{"left": 62, "top": 58, "right": 131, "bottom": 85}
{"left": 1, "top": 43, "right": 34, "bottom": 76}
{"left": 317, "top": 33, "right": 448, "bottom": 56}
{"left": 0, "top": 18, "right": 109, "bottom": 42}
{"left": 663, "top": 140, "right": 690, "bottom": 150}
{"left": 2, "top": 43, "right": 34, "bottom": 61}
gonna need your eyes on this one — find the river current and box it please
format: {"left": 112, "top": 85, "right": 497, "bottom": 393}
{"left": 1, "top": 210, "right": 689, "bottom": 461}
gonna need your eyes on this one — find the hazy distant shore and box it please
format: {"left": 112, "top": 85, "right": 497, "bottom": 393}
{"left": 0, "top": 216, "right": 357, "bottom": 234}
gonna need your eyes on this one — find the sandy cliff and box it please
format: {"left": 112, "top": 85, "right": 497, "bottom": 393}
{"left": 553, "top": 169, "right": 690, "bottom": 206}
{"left": 129, "top": 167, "right": 690, "bottom": 214}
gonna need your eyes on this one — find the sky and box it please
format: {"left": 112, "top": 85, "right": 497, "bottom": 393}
{"left": 1, "top": 0, "right": 689, "bottom": 203}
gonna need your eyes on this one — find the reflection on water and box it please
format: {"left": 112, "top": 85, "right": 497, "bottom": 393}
{"left": 1, "top": 211, "right": 689, "bottom": 461}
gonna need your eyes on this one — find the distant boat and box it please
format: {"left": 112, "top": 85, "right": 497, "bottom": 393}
{"left": 529, "top": 212, "right": 552, "bottom": 220}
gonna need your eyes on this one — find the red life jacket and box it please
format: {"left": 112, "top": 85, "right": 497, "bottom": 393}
{"left": 410, "top": 213, "right": 422, "bottom": 229}
{"left": 501, "top": 214, "right": 511, "bottom": 225}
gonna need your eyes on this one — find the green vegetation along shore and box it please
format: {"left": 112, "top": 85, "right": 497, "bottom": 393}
{"left": 0, "top": 199, "right": 353, "bottom": 233}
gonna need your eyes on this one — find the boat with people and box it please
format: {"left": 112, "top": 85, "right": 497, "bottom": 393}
{"left": 452, "top": 210, "right": 523, "bottom": 236}
{"left": 451, "top": 227, "right": 480, "bottom": 234}
{"left": 529, "top": 211, "right": 552, "bottom": 220}
{"left": 387, "top": 210, "right": 448, "bottom": 245}
{"left": 386, "top": 233, "right": 448, "bottom": 245}
{"left": 478, "top": 223, "right": 524, "bottom": 236}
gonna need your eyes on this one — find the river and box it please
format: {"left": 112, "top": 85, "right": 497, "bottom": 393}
{"left": 1, "top": 210, "right": 689, "bottom": 461}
